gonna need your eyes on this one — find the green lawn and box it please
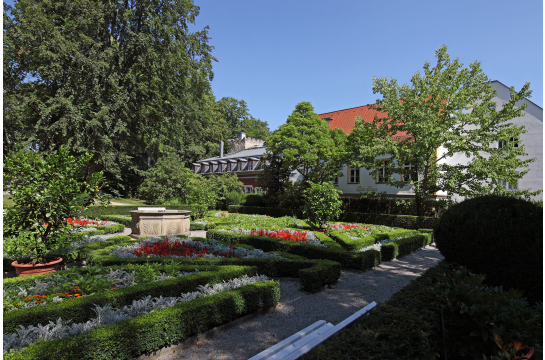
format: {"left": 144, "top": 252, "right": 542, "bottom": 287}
{"left": 3, "top": 194, "right": 15, "bottom": 207}
{"left": 109, "top": 198, "right": 149, "bottom": 206}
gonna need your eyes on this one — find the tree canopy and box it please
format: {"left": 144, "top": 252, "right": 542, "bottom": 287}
{"left": 347, "top": 45, "right": 538, "bottom": 216}
{"left": 3, "top": 0, "right": 220, "bottom": 195}
{"left": 267, "top": 101, "right": 346, "bottom": 198}
{"left": 215, "top": 96, "right": 270, "bottom": 140}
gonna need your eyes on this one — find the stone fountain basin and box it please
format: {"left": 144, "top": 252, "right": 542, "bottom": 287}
{"left": 130, "top": 209, "right": 192, "bottom": 238}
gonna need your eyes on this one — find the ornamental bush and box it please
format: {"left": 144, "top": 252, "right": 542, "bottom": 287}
{"left": 3, "top": 145, "right": 105, "bottom": 263}
{"left": 302, "top": 181, "right": 343, "bottom": 229}
{"left": 434, "top": 195, "right": 543, "bottom": 304}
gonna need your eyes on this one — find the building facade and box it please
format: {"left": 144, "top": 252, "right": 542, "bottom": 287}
{"left": 193, "top": 81, "right": 542, "bottom": 200}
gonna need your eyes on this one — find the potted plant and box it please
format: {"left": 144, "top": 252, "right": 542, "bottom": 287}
{"left": 3, "top": 145, "right": 105, "bottom": 276}
{"left": 302, "top": 181, "right": 343, "bottom": 233}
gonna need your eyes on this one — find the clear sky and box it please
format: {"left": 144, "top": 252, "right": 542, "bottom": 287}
{"left": 190, "top": 0, "right": 543, "bottom": 131}
{"left": 4, "top": 0, "right": 543, "bottom": 132}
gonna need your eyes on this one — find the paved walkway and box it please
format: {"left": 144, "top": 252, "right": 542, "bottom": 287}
{"left": 142, "top": 244, "right": 444, "bottom": 360}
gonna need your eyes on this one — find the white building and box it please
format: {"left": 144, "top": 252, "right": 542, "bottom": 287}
{"left": 318, "top": 80, "right": 543, "bottom": 201}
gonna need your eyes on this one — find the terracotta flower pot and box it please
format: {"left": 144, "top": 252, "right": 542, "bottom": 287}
{"left": 11, "top": 256, "right": 63, "bottom": 277}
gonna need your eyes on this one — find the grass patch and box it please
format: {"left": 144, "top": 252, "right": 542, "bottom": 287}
{"left": 4, "top": 194, "right": 15, "bottom": 207}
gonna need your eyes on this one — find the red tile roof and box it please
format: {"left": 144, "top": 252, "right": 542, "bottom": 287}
{"left": 318, "top": 104, "right": 386, "bottom": 135}
{"left": 318, "top": 104, "right": 411, "bottom": 141}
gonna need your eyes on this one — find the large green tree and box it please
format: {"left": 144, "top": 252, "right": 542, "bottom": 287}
{"left": 347, "top": 45, "right": 539, "bottom": 216}
{"left": 267, "top": 101, "right": 346, "bottom": 201}
{"left": 3, "top": 0, "right": 217, "bottom": 195}
{"left": 215, "top": 96, "right": 270, "bottom": 140}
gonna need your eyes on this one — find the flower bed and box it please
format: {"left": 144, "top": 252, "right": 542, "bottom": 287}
{"left": 4, "top": 274, "right": 274, "bottom": 355}
{"left": 226, "top": 228, "right": 327, "bottom": 247}
{"left": 111, "top": 236, "right": 284, "bottom": 260}
{"left": 3, "top": 263, "right": 199, "bottom": 313}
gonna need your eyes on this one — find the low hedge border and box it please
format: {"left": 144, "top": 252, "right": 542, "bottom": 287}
{"left": 4, "top": 264, "right": 257, "bottom": 333}
{"left": 340, "top": 212, "right": 439, "bottom": 230}
{"left": 94, "top": 215, "right": 131, "bottom": 227}
{"left": 189, "top": 223, "right": 217, "bottom": 231}
{"left": 329, "top": 228, "right": 419, "bottom": 252}
{"left": 299, "top": 261, "right": 448, "bottom": 360}
{"left": 4, "top": 280, "right": 280, "bottom": 360}
{"left": 226, "top": 206, "right": 439, "bottom": 229}
{"left": 206, "top": 229, "right": 380, "bottom": 271}
{"left": 380, "top": 234, "right": 434, "bottom": 261}
{"left": 228, "top": 205, "right": 303, "bottom": 218}
{"left": 85, "top": 236, "right": 341, "bottom": 293}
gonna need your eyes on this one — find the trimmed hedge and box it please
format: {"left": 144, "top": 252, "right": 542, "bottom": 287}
{"left": 4, "top": 264, "right": 257, "bottom": 333}
{"left": 4, "top": 280, "right": 280, "bottom": 360}
{"left": 228, "top": 205, "right": 303, "bottom": 219}
{"left": 380, "top": 234, "right": 433, "bottom": 261}
{"left": 85, "top": 236, "right": 341, "bottom": 293}
{"left": 329, "top": 228, "right": 418, "bottom": 252}
{"left": 206, "top": 229, "right": 381, "bottom": 271}
{"left": 299, "top": 262, "right": 448, "bottom": 360}
{"left": 95, "top": 215, "right": 131, "bottom": 227}
{"left": 189, "top": 222, "right": 217, "bottom": 231}
{"left": 340, "top": 212, "right": 439, "bottom": 230}
{"left": 226, "top": 206, "right": 438, "bottom": 229}
{"left": 82, "top": 205, "right": 193, "bottom": 218}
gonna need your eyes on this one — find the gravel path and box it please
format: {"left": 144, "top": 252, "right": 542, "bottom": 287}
{"left": 144, "top": 244, "right": 444, "bottom": 360}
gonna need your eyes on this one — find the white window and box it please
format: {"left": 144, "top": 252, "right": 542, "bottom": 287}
{"left": 499, "top": 137, "right": 519, "bottom": 149}
{"left": 244, "top": 186, "right": 253, "bottom": 194}
{"left": 403, "top": 163, "right": 417, "bottom": 181}
{"left": 348, "top": 167, "right": 360, "bottom": 184}
{"left": 248, "top": 161, "right": 253, "bottom": 171}
{"left": 500, "top": 180, "right": 517, "bottom": 191}
{"left": 333, "top": 176, "right": 338, "bottom": 185}
{"left": 375, "top": 160, "right": 390, "bottom": 184}
{"left": 254, "top": 187, "right": 262, "bottom": 193}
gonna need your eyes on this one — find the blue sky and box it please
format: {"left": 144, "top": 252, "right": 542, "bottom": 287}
{"left": 4, "top": 0, "right": 542, "bottom": 132}
{"left": 190, "top": 0, "right": 543, "bottom": 131}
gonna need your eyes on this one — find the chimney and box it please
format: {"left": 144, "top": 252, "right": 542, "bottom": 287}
{"left": 220, "top": 141, "right": 224, "bottom": 158}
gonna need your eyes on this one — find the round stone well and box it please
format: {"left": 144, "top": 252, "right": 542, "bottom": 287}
{"left": 130, "top": 208, "right": 192, "bottom": 238}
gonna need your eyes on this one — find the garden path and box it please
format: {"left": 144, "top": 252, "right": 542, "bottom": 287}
{"left": 138, "top": 237, "right": 444, "bottom": 360}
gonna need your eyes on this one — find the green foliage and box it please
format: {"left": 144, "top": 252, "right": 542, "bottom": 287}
{"left": 137, "top": 153, "right": 198, "bottom": 203}
{"left": 215, "top": 97, "right": 270, "bottom": 140}
{"left": 225, "top": 191, "right": 244, "bottom": 206}
{"left": 348, "top": 44, "right": 539, "bottom": 216}
{"left": 435, "top": 267, "right": 542, "bottom": 360}
{"left": 207, "top": 173, "right": 244, "bottom": 208}
{"left": 341, "top": 211, "right": 440, "bottom": 229}
{"left": 243, "top": 194, "right": 266, "bottom": 207}
{"left": 266, "top": 102, "right": 347, "bottom": 200}
{"left": 228, "top": 205, "right": 304, "bottom": 218}
{"left": 257, "top": 151, "right": 294, "bottom": 208}
{"left": 187, "top": 180, "right": 218, "bottom": 219}
{"left": 4, "top": 281, "right": 280, "bottom": 360}
{"left": 3, "top": 146, "right": 105, "bottom": 263}
{"left": 302, "top": 181, "right": 343, "bottom": 229}
{"left": 434, "top": 195, "right": 543, "bottom": 304}
{"left": 3, "top": 0, "right": 218, "bottom": 196}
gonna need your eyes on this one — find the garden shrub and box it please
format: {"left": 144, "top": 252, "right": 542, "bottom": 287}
{"left": 435, "top": 266, "right": 542, "bottom": 360}
{"left": 243, "top": 193, "right": 266, "bottom": 207}
{"left": 228, "top": 205, "right": 303, "bottom": 219}
{"left": 434, "top": 195, "right": 543, "bottom": 304}
{"left": 341, "top": 212, "right": 439, "bottom": 229}
{"left": 95, "top": 215, "right": 131, "bottom": 227}
{"left": 225, "top": 191, "right": 244, "bottom": 206}
{"left": 302, "top": 181, "right": 343, "bottom": 229}
{"left": 3, "top": 281, "right": 280, "bottom": 360}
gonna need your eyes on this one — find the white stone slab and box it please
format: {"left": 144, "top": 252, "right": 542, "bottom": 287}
{"left": 267, "top": 323, "right": 334, "bottom": 360}
{"left": 137, "top": 207, "right": 166, "bottom": 212}
{"left": 247, "top": 320, "right": 328, "bottom": 360}
{"left": 281, "top": 301, "right": 377, "bottom": 360}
